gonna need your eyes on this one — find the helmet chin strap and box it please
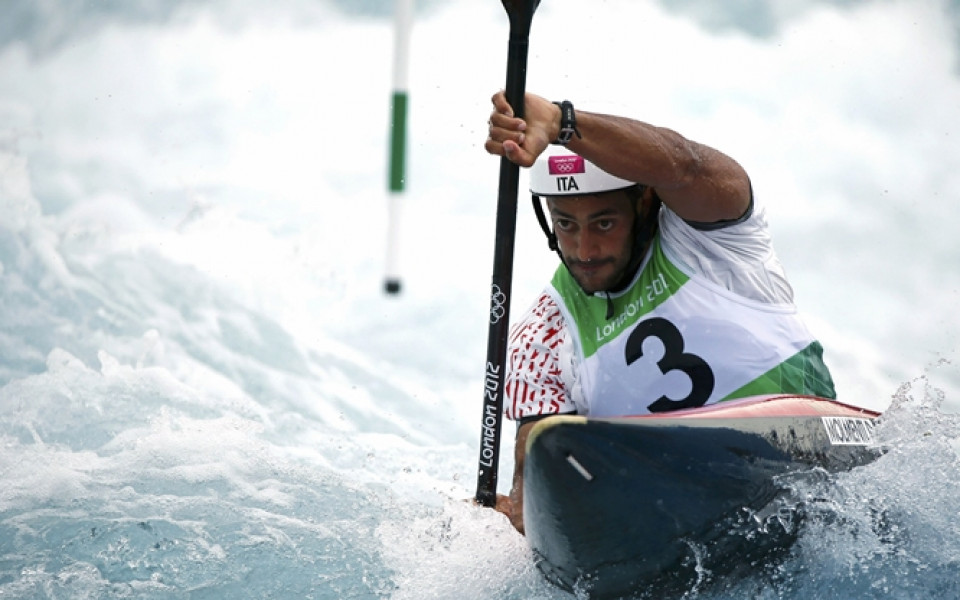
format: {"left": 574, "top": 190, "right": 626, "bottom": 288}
{"left": 531, "top": 189, "right": 662, "bottom": 319}
{"left": 531, "top": 193, "right": 560, "bottom": 254}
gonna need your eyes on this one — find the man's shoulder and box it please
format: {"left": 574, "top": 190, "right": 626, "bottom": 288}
{"left": 660, "top": 196, "right": 767, "bottom": 238}
{"left": 659, "top": 198, "right": 772, "bottom": 259}
{"left": 509, "top": 289, "right": 571, "bottom": 349}
{"left": 516, "top": 290, "right": 564, "bottom": 325}
{"left": 658, "top": 199, "right": 795, "bottom": 304}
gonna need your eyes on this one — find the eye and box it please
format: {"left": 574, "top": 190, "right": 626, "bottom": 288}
{"left": 595, "top": 219, "right": 616, "bottom": 232}
{"left": 554, "top": 218, "right": 575, "bottom": 232}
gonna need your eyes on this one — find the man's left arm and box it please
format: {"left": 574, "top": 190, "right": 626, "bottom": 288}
{"left": 563, "top": 109, "right": 750, "bottom": 223}
{"left": 486, "top": 90, "right": 751, "bottom": 225}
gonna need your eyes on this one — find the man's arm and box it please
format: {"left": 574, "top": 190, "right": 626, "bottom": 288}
{"left": 491, "top": 291, "right": 575, "bottom": 534}
{"left": 494, "top": 420, "right": 536, "bottom": 534}
{"left": 485, "top": 90, "right": 751, "bottom": 224}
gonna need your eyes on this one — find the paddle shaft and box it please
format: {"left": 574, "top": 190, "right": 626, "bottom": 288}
{"left": 475, "top": 0, "right": 540, "bottom": 508}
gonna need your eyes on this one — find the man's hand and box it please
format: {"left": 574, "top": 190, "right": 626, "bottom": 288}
{"left": 484, "top": 90, "right": 559, "bottom": 167}
{"left": 494, "top": 493, "right": 525, "bottom": 535}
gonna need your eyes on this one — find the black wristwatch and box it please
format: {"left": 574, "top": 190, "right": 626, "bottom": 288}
{"left": 551, "top": 100, "right": 582, "bottom": 146}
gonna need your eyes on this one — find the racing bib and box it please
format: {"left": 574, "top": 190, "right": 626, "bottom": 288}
{"left": 549, "top": 238, "right": 835, "bottom": 417}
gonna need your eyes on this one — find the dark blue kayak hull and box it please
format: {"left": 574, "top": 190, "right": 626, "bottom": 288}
{"left": 523, "top": 395, "right": 881, "bottom": 599}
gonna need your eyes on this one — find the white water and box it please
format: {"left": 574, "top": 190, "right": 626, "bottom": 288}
{"left": 2, "top": 0, "right": 960, "bottom": 597}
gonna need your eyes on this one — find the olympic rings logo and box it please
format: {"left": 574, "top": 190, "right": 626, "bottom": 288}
{"left": 490, "top": 284, "right": 507, "bottom": 324}
{"left": 548, "top": 156, "right": 583, "bottom": 175}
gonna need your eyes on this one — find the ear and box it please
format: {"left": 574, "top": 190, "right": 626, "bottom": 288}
{"left": 637, "top": 187, "right": 661, "bottom": 219}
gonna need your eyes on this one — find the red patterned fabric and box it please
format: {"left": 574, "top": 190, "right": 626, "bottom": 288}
{"left": 505, "top": 292, "right": 576, "bottom": 420}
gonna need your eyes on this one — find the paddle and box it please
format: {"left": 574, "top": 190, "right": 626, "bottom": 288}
{"left": 475, "top": 0, "right": 541, "bottom": 508}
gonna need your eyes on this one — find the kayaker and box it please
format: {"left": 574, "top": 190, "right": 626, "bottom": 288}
{"left": 484, "top": 90, "right": 836, "bottom": 534}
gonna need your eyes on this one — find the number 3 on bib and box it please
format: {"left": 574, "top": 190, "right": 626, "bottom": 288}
{"left": 624, "top": 317, "right": 716, "bottom": 413}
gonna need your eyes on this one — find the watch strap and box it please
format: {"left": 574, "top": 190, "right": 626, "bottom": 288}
{"left": 551, "top": 100, "right": 582, "bottom": 146}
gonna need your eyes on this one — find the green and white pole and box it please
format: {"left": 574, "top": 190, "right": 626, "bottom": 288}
{"left": 384, "top": 0, "right": 414, "bottom": 295}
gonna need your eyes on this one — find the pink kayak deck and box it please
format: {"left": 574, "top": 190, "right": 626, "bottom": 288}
{"left": 618, "top": 394, "right": 881, "bottom": 421}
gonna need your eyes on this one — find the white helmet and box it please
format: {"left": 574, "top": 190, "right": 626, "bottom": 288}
{"left": 529, "top": 152, "right": 635, "bottom": 196}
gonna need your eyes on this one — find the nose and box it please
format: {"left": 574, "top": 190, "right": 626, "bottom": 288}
{"left": 574, "top": 229, "right": 602, "bottom": 262}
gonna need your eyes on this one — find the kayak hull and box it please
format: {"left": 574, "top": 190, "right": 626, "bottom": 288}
{"left": 523, "top": 394, "right": 881, "bottom": 598}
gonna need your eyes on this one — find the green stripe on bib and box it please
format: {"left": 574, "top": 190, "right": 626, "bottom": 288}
{"left": 720, "top": 341, "right": 836, "bottom": 400}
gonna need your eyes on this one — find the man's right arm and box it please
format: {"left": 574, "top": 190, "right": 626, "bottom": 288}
{"left": 495, "top": 420, "right": 536, "bottom": 534}
{"left": 494, "top": 292, "right": 575, "bottom": 534}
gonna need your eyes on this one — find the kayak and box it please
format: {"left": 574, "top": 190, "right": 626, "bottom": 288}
{"left": 522, "top": 394, "right": 882, "bottom": 599}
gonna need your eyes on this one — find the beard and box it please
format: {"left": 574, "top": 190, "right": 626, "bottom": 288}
{"left": 564, "top": 254, "right": 634, "bottom": 294}
{"left": 562, "top": 224, "right": 648, "bottom": 294}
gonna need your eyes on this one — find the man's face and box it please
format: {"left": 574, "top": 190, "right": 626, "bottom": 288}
{"left": 547, "top": 191, "right": 637, "bottom": 294}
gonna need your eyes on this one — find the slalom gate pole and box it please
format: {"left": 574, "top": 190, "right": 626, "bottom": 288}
{"left": 384, "top": 0, "right": 414, "bottom": 295}
{"left": 475, "top": 0, "right": 541, "bottom": 508}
